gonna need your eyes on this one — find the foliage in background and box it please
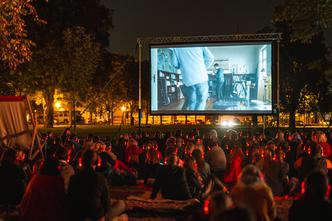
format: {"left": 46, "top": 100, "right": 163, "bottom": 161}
{"left": 274, "top": 0, "right": 332, "bottom": 42}
{"left": 9, "top": 0, "right": 113, "bottom": 128}
{"left": 278, "top": 29, "right": 330, "bottom": 129}
{"left": 61, "top": 27, "right": 100, "bottom": 129}
{"left": 0, "top": 0, "right": 45, "bottom": 69}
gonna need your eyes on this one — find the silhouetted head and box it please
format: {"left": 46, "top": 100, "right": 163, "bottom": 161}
{"left": 239, "top": 165, "right": 263, "bottom": 185}
{"left": 82, "top": 149, "right": 97, "bottom": 168}
{"left": 1, "top": 148, "right": 17, "bottom": 165}
{"left": 40, "top": 157, "right": 60, "bottom": 176}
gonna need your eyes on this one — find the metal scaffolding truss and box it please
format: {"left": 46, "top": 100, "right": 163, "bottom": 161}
{"left": 137, "top": 33, "right": 281, "bottom": 45}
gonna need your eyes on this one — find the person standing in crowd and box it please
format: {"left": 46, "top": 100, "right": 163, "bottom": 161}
{"left": 288, "top": 170, "right": 332, "bottom": 221}
{"left": 66, "top": 150, "right": 126, "bottom": 221}
{"left": 0, "top": 148, "right": 26, "bottom": 206}
{"left": 231, "top": 165, "right": 276, "bottom": 221}
{"left": 171, "top": 47, "right": 214, "bottom": 110}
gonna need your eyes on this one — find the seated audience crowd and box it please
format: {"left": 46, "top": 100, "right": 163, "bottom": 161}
{"left": 0, "top": 127, "right": 332, "bottom": 221}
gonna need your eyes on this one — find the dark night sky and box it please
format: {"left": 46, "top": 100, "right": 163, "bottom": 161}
{"left": 103, "top": 0, "right": 331, "bottom": 55}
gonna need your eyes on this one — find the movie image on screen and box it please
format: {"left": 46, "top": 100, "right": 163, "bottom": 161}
{"left": 150, "top": 42, "right": 273, "bottom": 114}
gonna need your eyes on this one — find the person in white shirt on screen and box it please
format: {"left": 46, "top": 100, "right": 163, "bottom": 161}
{"left": 171, "top": 47, "right": 214, "bottom": 110}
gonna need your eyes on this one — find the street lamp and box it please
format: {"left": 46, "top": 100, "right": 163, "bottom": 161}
{"left": 55, "top": 101, "right": 61, "bottom": 109}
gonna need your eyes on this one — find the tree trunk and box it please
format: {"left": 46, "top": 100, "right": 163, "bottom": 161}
{"left": 252, "top": 116, "right": 258, "bottom": 127}
{"left": 131, "top": 111, "right": 135, "bottom": 126}
{"left": 289, "top": 106, "right": 296, "bottom": 131}
{"left": 43, "top": 88, "right": 55, "bottom": 128}
{"left": 43, "top": 105, "right": 46, "bottom": 126}
{"left": 146, "top": 102, "right": 149, "bottom": 125}
{"left": 72, "top": 98, "right": 77, "bottom": 134}
{"left": 106, "top": 104, "right": 111, "bottom": 124}
{"left": 69, "top": 108, "right": 72, "bottom": 127}
{"left": 314, "top": 111, "right": 318, "bottom": 124}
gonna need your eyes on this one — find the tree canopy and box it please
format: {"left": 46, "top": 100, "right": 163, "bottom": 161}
{"left": 0, "top": 0, "right": 44, "bottom": 69}
{"left": 274, "top": 0, "right": 332, "bottom": 42}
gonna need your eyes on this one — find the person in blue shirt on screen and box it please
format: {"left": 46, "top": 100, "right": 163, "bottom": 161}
{"left": 171, "top": 47, "right": 214, "bottom": 110}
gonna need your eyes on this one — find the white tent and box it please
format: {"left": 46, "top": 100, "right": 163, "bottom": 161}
{"left": 0, "top": 96, "right": 31, "bottom": 148}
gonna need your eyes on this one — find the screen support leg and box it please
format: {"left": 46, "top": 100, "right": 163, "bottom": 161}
{"left": 276, "top": 34, "right": 281, "bottom": 132}
{"left": 138, "top": 39, "right": 142, "bottom": 132}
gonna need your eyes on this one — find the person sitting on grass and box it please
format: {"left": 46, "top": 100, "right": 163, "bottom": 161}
{"left": 288, "top": 170, "right": 332, "bottom": 221}
{"left": 19, "top": 157, "right": 65, "bottom": 221}
{"left": 231, "top": 165, "right": 276, "bottom": 221}
{"left": 0, "top": 148, "right": 26, "bottom": 207}
{"left": 66, "top": 149, "right": 127, "bottom": 221}
{"left": 151, "top": 154, "right": 192, "bottom": 200}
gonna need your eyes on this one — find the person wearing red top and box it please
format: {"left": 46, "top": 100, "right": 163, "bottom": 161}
{"left": 124, "top": 138, "right": 143, "bottom": 164}
{"left": 224, "top": 142, "right": 244, "bottom": 184}
{"left": 317, "top": 132, "right": 331, "bottom": 157}
{"left": 19, "top": 157, "right": 65, "bottom": 221}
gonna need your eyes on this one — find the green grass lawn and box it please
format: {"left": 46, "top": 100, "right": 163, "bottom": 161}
{"left": 35, "top": 124, "right": 328, "bottom": 139}
{"left": 35, "top": 124, "right": 281, "bottom": 139}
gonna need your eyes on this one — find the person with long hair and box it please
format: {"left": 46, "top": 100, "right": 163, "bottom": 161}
{"left": 192, "top": 148, "right": 211, "bottom": 184}
{"left": 231, "top": 165, "right": 276, "bottom": 221}
{"left": 184, "top": 157, "right": 204, "bottom": 198}
{"left": 224, "top": 142, "right": 244, "bottom": 185}
{"left": 317, "top": 131, "right": 331, "bottom": 158}
{"left": 19, "top": 157, "right": 65, "bottom": 221}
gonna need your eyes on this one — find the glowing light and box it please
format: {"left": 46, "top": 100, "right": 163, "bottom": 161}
{"left": 327, "top": 184, "right": 331, "bottom": 198}
{"left": 273, "top": 154, "right": 277, "bottom": 161}
{"left": 97, "top": 157, "right": 102, "bottom": 167}
{"left": 55, "top": 101, "right": 61, "bottom": 109}
{"left": 78, "top": 157, "right": 82, "bottom": 168}
{"left": 203, "top": 199, "right": 210, "bottom": 215}
{"left": 67, "top": 149, "right": 72, "bottom": 163}
{"left": 220, "top": 120, "right": 239, "bottom": 127}
{"left": 301, "top": 181, "right": 305, "bottom": 194}
{"left": 121, "top": 106, "right": 126, "bottom": 112}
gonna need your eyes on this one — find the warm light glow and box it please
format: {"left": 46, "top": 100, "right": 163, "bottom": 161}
{"left": 203, "top": 199, "right": 210, "bottom": 215}
{"left": 220, "top": 120, "right": 238, "bottom": 127}
{"left": 55, "top": 101, "right": 61, "bottom": 109}
{"left": 121, "top": 106, "right": 126, "bottom": 112}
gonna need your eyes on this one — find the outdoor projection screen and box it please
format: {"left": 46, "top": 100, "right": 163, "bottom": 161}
{"left": 150, "top": 41, "right": 275, "bottom": 114}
